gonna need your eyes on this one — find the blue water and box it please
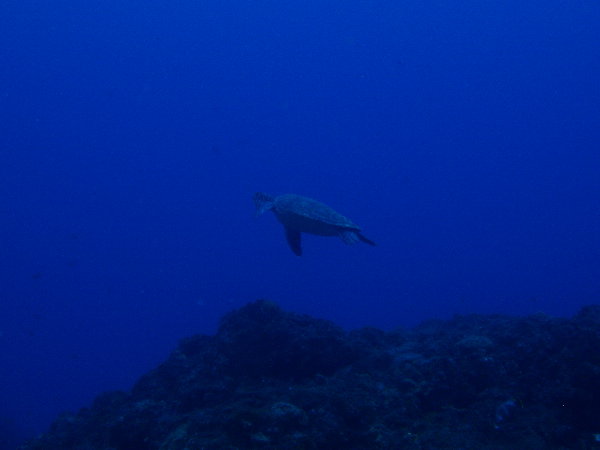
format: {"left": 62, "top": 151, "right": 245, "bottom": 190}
{"left": 1, "top": 0, "right": 599, "bottom": 443}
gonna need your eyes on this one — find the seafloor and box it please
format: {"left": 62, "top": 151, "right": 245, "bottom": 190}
{"left": 22, "top": 300, "right": 600, "bottom": 449}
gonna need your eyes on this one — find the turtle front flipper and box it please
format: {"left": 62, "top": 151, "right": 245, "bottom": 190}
{"left": 284, "top": 227, "right": 302, "bottom": 256}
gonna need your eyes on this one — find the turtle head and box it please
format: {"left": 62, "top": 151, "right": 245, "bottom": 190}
{"left": 253, "top": 192, "right": 275, "bottom": 216}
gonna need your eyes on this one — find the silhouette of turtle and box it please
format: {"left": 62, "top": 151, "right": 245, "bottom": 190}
{"left": 253, "top": 192, "right": 376, "bottom": 256}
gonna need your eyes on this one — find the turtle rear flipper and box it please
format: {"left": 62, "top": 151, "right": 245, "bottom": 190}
{"left": 339, "top": 229, "right": 376, "bottom": 246}
{"left": 285, "top": 227, "right": 302, "bottom": 256}
{"left": 357, "top": 233, "right": 376, "bottom": 246}
{"left": 339, "top": 229, "right": 359, "bottom": 244}
{"left": 253, "top": 192, "right": 275, "bottom": 216}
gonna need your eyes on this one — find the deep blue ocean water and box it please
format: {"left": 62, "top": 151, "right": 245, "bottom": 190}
{"left": 1, "top": 0, "right": 599, "bottom": 444}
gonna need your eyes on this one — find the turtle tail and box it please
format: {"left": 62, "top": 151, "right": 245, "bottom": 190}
{"left": 253, "top": 192, "right": 275, "bottom": 216}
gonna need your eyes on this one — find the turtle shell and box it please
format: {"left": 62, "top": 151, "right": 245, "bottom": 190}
{"left": 274, "top": 194, "right": 360, "bottom": 230}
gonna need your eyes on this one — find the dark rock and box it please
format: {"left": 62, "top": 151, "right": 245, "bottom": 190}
{"left": 216, "top": 300, "right": 358, "bottom": 380}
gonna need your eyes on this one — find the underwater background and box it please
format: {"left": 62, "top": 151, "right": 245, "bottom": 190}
{"left": 1, "top": 0, "right": 599, "bottom": 445}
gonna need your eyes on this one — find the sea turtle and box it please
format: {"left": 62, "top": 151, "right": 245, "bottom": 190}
{"left": 253, "top": 192, "right": 376, "bottom": 256}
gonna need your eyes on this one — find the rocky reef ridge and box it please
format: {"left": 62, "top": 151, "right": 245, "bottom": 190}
{"left": 23, "top": 300, "right": 600, "bottom": 449}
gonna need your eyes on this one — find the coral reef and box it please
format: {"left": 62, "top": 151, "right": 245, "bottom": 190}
{"left": 22, "top": 300, "right": 600, "bottom": 449}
